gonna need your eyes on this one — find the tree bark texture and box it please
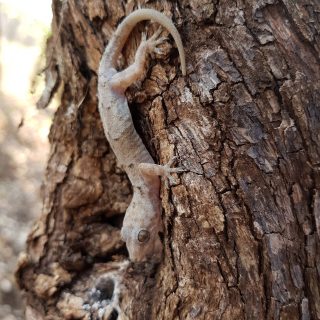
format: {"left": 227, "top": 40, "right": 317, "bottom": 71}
{"left": 16, "top": 0, "right": 320, "bottom": 319}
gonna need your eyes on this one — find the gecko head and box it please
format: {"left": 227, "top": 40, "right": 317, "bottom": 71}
{"left": 121, "top": 223, "right": 163, "bottom": 263}
{"left": 121, "top": 195, "right": 163, "bottom": 263}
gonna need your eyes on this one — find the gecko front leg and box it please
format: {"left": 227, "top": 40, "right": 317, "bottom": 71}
{"left": 110, "top": 28, "right": 167, "bottom": 92}
{"left": 138, "top": 157, "right": 185, "bottom": 184}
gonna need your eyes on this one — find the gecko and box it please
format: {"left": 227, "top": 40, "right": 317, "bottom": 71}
{"left": 97, "top": 8, "right": 186, "bottom": 262}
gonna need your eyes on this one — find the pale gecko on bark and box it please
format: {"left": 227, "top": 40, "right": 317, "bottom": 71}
{"left": 97, "top": 8, "right": 186, "bottom": 262}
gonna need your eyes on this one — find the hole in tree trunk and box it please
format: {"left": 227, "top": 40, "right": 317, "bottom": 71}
{"left": 96, "top": 277, "right": 115, "bottom": 300}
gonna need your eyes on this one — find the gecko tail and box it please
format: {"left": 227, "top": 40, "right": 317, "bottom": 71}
{"left": 100, "top": 8, "right": 186, "bottom": 76}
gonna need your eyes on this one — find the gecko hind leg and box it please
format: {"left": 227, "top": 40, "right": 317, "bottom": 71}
{"left": 109, "top": 28, "right": 168, "bottom": 91}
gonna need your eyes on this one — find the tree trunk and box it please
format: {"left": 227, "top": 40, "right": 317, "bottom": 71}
{"left": 16, "top": 0, "right": 320, "bottom": 319}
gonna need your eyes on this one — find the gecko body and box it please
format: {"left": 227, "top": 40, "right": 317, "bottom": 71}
{"left": 98, "top": 9, "right": 186, "bottom": 262}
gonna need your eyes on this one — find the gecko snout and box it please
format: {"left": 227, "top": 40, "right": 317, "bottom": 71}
{"left": 121, "top": 226, "right": 162, "bottom": 262}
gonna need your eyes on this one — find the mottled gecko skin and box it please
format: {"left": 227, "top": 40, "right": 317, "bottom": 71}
{"left": 98, "top": 9, "right": 186, "bottom": 262}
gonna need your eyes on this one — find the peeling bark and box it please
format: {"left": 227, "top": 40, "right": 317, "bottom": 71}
{"left": 16, "top": 0, "right": 320, "bottom": 319}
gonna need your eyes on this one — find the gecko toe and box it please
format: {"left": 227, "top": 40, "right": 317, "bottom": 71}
{"left": 165, "top": 156, "right": 178, "bottom": 168}
{"left": 169, "top": 167, "right": 185, "bottom": 173}
{"left": 150, "top": 27, "right": 163, "bottom": 41}
{"left": 155, "top": 36, "right": 168, "bottom": 45}
{"left": 141, "top": 31, "right": 147, "bottom": 42}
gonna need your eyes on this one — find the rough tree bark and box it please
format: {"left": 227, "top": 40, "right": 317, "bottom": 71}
{"left": 16, "top": 0, "right": 320, "bottom": 319}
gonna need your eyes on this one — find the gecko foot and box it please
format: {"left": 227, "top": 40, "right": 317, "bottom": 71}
{"left": 137, "top": 156, "right": 185, "bottom": 184}
{"left": 145, "top": 27, "right": 168, "bottom": 55}
{"left": 162, "top": 156, "right": 185, "bottom": 185}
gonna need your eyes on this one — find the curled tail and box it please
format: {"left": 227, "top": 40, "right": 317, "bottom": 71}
{"left": 99, "top": 8, "right": 186, "bottom": 75}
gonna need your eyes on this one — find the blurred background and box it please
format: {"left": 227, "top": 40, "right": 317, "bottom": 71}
{"left": 0, "top": 0, "right": 54, "bottom": 318}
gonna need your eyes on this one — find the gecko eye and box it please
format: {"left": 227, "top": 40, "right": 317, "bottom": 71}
{"left": 137, "top": 229, "right": 150, "bottom": 243}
